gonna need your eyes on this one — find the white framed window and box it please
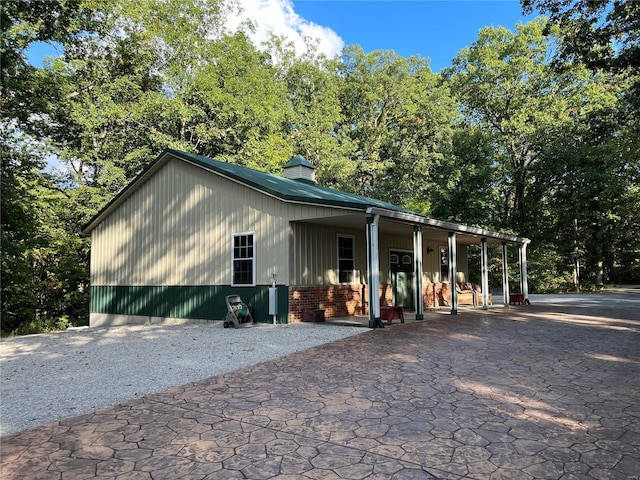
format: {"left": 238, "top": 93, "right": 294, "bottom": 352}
{"left": 337, "top": 235, "right": 355, "bottom": 284}
{"left": 232, "top": 232, "right": 256, "bottom": 286}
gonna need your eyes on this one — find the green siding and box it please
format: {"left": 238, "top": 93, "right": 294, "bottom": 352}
{"left": 90, "top": 285, "right": 289, "bottom": 323}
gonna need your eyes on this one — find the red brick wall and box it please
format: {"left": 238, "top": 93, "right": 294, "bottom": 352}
{"left": 288, "top": 285, "right": 365, "bottom": 323}
{"left": 288, "top": 283, "right": 464, "bottom": 322}
{"left": 288, "top": 284, "right": 400, "bottom": 323}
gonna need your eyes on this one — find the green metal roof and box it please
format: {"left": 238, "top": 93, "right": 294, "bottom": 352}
{"left": 82, "top": 148, "right": 530, "bottom": 244}
{"left": 81, "top": 148, "right": 411, "bottom": 234}
{"left": 171, "top": 149, "right": 410, "bottom": 213}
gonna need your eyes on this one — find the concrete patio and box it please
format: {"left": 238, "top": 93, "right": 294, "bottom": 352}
{"left": 2, "top": 292, "right": 639, "bottom": 479}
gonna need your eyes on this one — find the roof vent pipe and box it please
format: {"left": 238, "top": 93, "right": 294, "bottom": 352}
{"left": 283, "top": 155, "right": 316, "bottom": 184}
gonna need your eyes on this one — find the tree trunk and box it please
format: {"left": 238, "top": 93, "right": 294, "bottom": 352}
{"left": 595, "top": 227, "right": 604, "bottom": 288}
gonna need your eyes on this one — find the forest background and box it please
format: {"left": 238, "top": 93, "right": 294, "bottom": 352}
{"left": 2, "top": 0, "right": 639, "bottom": 335}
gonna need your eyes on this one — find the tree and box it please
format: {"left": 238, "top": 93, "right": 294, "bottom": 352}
{"left": 444, "top": 19, "right": 580, "bottom": 233}
{"left": 522, "top": 0, "right": 640, "bottom": 112}
{"left": 1, "top": 0, "right": 108, "bottom": 332}
{"left": 338, "top": 46, "right": 455, "bottom": 205}
{"left": 429, "top": 126, "right": 501, "bottom": 228}
{"left": 530, "top": 71, "right": 640, "bottom": 289}
{"left": 1, "top": 133, "right": 43, "bottom": 331}
{"left": 283, "top": 52, "right": 355, "bottom": 188}
{"left": 521, "top": 0, "right": 640, "bottom": 73}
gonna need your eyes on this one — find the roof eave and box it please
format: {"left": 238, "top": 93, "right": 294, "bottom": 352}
{"left": 366, "top": 207, "right": 531, "bottom": 245}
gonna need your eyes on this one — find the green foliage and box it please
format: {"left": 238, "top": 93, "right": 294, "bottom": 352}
{"left": 285, "top": 56, "right": 355, "bottom": 189}
{"left": 1, "top": 131, "right": 90, "bottom": 334}
{"left": 521, "top": 0, "right": 640, "bottom": 74}
{"left": 1, "top": 132, "right": 43, "bottom": 331}
{"left": 444, "top": 19, "right": 579, "bottom": 232}
{"left": 429, "top": 126, "right": 501, "bottom": 228}
{"left": 338, "top": 46, "right": 455, "bottom": 204}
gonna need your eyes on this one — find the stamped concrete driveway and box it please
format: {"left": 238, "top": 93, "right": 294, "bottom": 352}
{"left": 2, "top": 293, "right": 639, "bottom": 479}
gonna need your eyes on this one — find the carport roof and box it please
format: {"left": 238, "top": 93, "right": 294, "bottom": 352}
{"left": 81, "top": 148, "right": 530, "bottom": 245}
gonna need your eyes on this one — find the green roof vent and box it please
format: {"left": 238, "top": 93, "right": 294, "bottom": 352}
{"left": 283, "top": 155, "right": 316, "bottom": 183}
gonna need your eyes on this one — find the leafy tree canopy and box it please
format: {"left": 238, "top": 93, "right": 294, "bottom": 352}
{"left": 522, "top": 0, "right": 640, "bottom": 107}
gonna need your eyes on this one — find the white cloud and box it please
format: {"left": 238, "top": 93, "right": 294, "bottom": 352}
{"left": 225, "top": 0, "right": 344, "bottom": 59}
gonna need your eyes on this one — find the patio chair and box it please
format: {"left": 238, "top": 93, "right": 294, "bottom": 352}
{"left": 224, "top": 294, "right": 254, "bottom": 328}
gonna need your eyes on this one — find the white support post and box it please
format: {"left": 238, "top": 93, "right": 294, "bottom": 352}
{"left": 448, "top": 232, "right": 457, "bottom": 315}
{"left": 366, "top": 215, "right": 382, "bottom": 328}
{"left": 520, "top": 241, "right": 529, "bottom": 303}
{"left": 413, "top": 226, "right": 424, "bottom": 320}
{"left": 481, "top": 238, "right": 489, "bottom": 310}
{"left": 502, "top": 242, "right": 510, "bottom": 307}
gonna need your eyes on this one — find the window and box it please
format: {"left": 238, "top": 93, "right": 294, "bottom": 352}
{"left": 337, "top": 235, "right": 355, "bottom": 284}
{"left": 232, "top": 232, "right": 255, "bottom": 285}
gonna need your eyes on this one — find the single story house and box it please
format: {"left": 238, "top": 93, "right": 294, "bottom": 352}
{"left": 81, "top": 149, "right": 531, "bottom": 327}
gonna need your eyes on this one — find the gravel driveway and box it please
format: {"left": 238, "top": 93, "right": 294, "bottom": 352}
{"left": 0, "top": 322, "right": 365, "bottom": 435}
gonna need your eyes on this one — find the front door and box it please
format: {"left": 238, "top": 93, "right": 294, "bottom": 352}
{"left": 390, "top": 250, "right": 414, "bottom": 310}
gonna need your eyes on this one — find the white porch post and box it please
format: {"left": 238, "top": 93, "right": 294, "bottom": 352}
{"left": 502, "top": 242, "right": 510, "bottom": 307}
{"left": 520, "top": 241, "right": 530, "bottom": 303}
{"left": 413, "top": 226, "right": 424, "bottom": 320}
{"left": 481, "top": 238, "right": 490, "bottom": 310}
{"left": 448, "top": 232, "right": 458, "bottom": 315}
{"left": 366, "top": 215, "right": 382, "bottom": 328}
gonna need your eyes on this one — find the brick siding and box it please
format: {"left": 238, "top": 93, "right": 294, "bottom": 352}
{"left": 288, "top": 282, "right": 466, "bottom": 322}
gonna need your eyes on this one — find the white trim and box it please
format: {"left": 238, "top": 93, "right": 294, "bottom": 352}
{"left": 337, "top": 234, "right": 356, "bottom": 284}
{"left": 481, "top": 238, "right": 490, "bottom": 310}
{"left": 448, "top": 232, "right": 458, "bottom": 315}
{"left": 520, "top": 242, "right": 529, "bottom": 301}
{"left": 502, "top": 242, "right": 510, "bottom": 307}
{"left": 231, "top": 231, "right": 256, "bottom": 287}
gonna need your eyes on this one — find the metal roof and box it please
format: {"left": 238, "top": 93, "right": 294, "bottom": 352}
{"left": 81, "top": 148, "right": 530, "bottom": 245}
{"left": 174, "top": 149, "right": 409, "bottom": 212}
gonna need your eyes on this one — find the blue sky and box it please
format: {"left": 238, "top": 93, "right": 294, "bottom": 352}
{"left": 292, "top": 0, "right": 538, "bottom": 71}
{"left": 27, "top": 0, "right": 539, "bottom": 73}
